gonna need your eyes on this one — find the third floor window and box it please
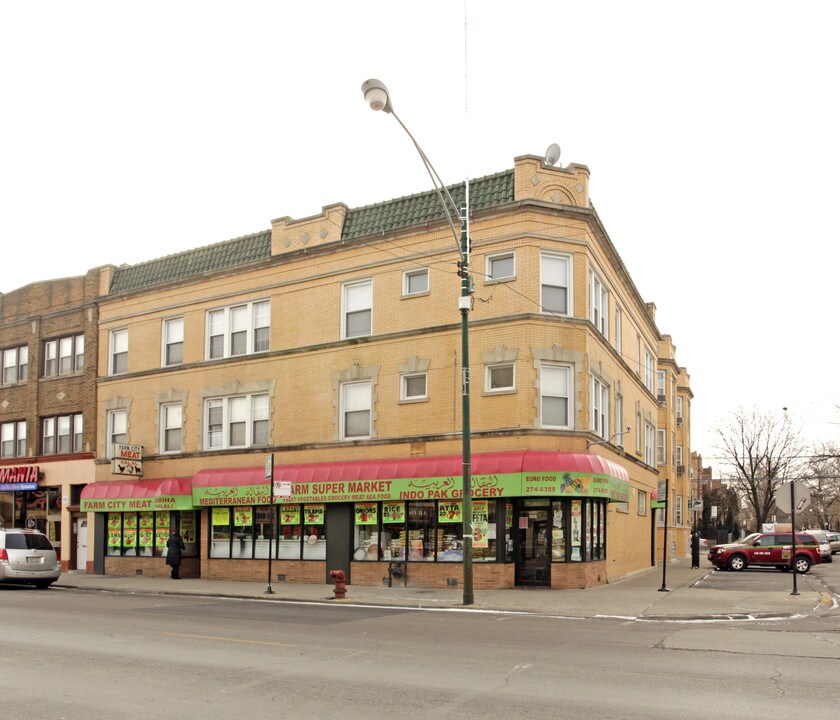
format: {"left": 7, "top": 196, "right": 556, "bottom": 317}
{"left": 44, "top": 334, "right": 84, "bottom": 377}
{"left": 2, "top": 345, "right": 28, "bottom": 385}
{"left": 207, "top": 300, "right": 270, "bottom": 360}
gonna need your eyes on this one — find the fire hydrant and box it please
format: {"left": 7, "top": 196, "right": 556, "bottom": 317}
{"left": 329, "top": 569, "right": 347, "bottom": 599}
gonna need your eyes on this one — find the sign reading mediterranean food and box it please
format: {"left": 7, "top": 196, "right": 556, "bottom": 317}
{"left": 193, "top": 471, "right": 629, "bottom": 506}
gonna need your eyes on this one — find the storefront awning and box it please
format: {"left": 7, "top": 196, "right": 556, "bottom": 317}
{"left": 80, "top": 477, "right": 193, "bottom": 512}
{"left": 193, "top": 451, "right": 630, "bottom": 506}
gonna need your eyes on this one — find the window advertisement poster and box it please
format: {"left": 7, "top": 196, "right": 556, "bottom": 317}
{"left": 156, "top": 511, "right": 171, "bottom": 549}
{"left": 303, "top": 504, "right": 324, "bottom": 524}
{"left": 107, "top": 513, "right": 121, "bottom": 548}
{"left": 505, "top": 502, "right": 513, "bottom": 528}
{"left": 472, "top": 500, "right": 489, "bottom": 548}
{"left": 438, "top": 500, "right": 462, "bottom": 523}
{"left": 212, "top": 507, "right": 229, "bottom": 527}
{"left": 280, "top": 504, "right": 300, "bottom": 525}
{"left": 138, "top": 512, "right": 153, "bottom": 548}
{"left": 571, "top": 499, "right": 582, "bottom": 561}
{"left": 180, "top": 511, "right": 196, "bottom": 545}
{"left": 355, "top": 502, "right": 378, "bottom": 525}
{"left": 234, "top": 506, "right": 253, "bottom": 527}
{"left": 383, "top": 501, "right": 405, "bottom": 523}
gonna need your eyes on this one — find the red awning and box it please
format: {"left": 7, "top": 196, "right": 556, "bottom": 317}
{"left": 193, "top": 451, "right": 629, "bottom": 488}
{"left": 81, "top": 477, "right": 193, "bottom": 500}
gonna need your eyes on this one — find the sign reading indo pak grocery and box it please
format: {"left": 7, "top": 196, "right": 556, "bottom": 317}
{"left": 112, "top": 444, "right": 143, "bottom": 476}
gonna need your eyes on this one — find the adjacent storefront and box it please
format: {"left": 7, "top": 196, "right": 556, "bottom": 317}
{"left": 80, "top": 451, "right": 630, "bottom": 589}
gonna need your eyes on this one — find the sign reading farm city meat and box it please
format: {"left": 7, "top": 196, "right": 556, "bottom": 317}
{"left": 193, "top": 470, "right": 629, "bottom": 506}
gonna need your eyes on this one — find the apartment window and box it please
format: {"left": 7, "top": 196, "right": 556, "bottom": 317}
{"left": 340, "top": 381, "right": 371, "bottom": 439}
{"left": 342, "top": 280, "right": 372, "bottom": 339}
{"left": 615, "top": 305, "right": 622, "bottom": 354}
{"left": 485, "top": 364, "right": 514, "bottom": 393}
{"left": 671, "top": 431, "right": 676, "bottom": 466}
{"left": 590, "top": 376, "right": 609, "bottom": 439}
{"left": 589, "top": 270, "right": 608, "bottom": 337}
{"left": 656, "top": 429, "right": 666, "bottom": 465}
{"left": 2, "top": 345, "right": 28, "bottom": 385}
{"left": 163, "top": 318, "right": 184, "bottom": 366}
{"left": 161, "top": 404, "right": 183, "bottom": 453}
{"left": 1, "top": 421, "right": 26, "bottom": 458}
{"left": 42, "top": 413, "right": 83, "bottom": 455}
{"left": 541, "top": 364, "right": 571, "bottom": 428}
{"left": 110, "top": 329, "right": 128, "bottom": 375}
{"left": 676, "top": 396, "right": 684, "bottom": 423}
{"left": 677, "top": 445, "right": 684, "bottom": 467}
{"left": 637, "top": 490, "right": 648, "bottom": 516}
{"left": 541, "top": 253, "right": 570, "bottom": 315}
{"left": 207, "top": 300, "right": 270, "bottom": 359}
{"left": 645, "top": 423, "right": 655, "bottom": 466}
{"left": 636, "top": 410, "right": 643, "bottom": 453}
{"left": 675, "top": 495, "right": 683, "bottom": 526}
{"left": 614, "top": 393, "right": 624, "bottom": 442}
{"left": 486, "top": 251, "right": 514, "bottom": 281}
{"left": 403, "top": 268, "right": 429, "bottom": 296}
{"left": 656, "top": 371, "right": 666, "bottom": 402}
{"left": 107, "top": 410, "right": 128, "bottom": 457}
{"left": 644, "top": 348, "right": 654, "bottom": 392}
{"left": 401, "top": 373, "right": 427, "bottom": 401}
{"left": 205, "top": 394, "right": 269, "bottom": 450}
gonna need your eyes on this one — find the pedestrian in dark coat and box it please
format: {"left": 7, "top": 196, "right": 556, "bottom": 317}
{"left": 166, "top": 530, "right": 186, "bottom": 579}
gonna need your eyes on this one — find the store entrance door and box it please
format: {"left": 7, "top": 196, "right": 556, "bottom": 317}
{"left": 515, "top": 506, "right": 550, "bottom": 586}
{"left": 75, "top": 517, "right": 87, "bottom": 571}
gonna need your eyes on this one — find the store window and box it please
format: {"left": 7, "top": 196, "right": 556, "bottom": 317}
{"left": 551, "top": 501, "right": 566, "bottom": 562}
{"left": 210, "top": 504, "right": 326, "bottom": 560}
{"left": 107, "top": 511, "right": 196, "bottom": 557}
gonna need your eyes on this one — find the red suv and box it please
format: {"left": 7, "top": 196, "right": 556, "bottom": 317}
{"left": 707, "top": 532, "right": 821, "bottom": 573}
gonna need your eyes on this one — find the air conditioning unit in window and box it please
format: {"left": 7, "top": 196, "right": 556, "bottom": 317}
{"left": 656, "top": 394, "right": 666, "bottom": 404}
{"left": 676, "top": 417, "right": 683, "bottom": 426}
{"left": 677, "top": 465, "right": 685, "bottom": 475}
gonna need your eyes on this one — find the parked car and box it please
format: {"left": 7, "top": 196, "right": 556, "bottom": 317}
{"left": 803, "top": 529, "right": 833, "bottom": 563}
{"left": 707, "top": 531, "right": 821, "bottom": 574}
{"left": 827, "top": 532, "right": 840, "bottom": 555}
{"left": 0, "top": 528, "right": 62, "bottom": 589}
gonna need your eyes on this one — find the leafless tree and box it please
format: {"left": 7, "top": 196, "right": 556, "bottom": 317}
{"left": 802, "top": 443, "right": 840, "bottom": 530}
{"left": 713, "top": 406, "right": 806, "bottom": 532}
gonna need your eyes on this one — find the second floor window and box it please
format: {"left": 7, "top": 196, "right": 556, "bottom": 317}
{"left": 161, "top": 403, "right": 183, "bottom": 453}
{"left": 2, "top": 345, "right": 28, "bottom": 385}
{"left": 342, "top": 280, "right": 372, "bottom": 339}
{"left": 42, "top": 413, "right": 83, "bottom": 455}
{"left": 401, "top": 373, "right": 427, "bottom": 401}
{"left": 205, "top": 393, "right": 269, "bottom": 450}
{"left": 486, "top": 364, "right": 514, "bottom": 393}
{"left": 107, "top": 410, "right": 127, "bottom": 457}
{"left": 207, "top": 300, "right": 270, "bottom": 360}
{"left": 340, "top": 381, "right": 371, "bottom": 439}
{"left": 110, "top": 329, "right": 128, "bottom": 375}
{"left": 541, "top": 364, "right": 571, "bottom": 429}
{"left": 590, "top": 377, "right": 609, "bottom": 439}
{"left": 656, "top": 428, "right": 666, "bottom": 465}
{"left": 656, "top": 371, "right": 666, "bottom": 402}
{"left": 487, "top": 251, "right": 515, "bottom": 281}
{"left": 645, "top": 423, "right": 655, "bottom": 466}
{"left": 1, "top": 420, "right": 26, "bottom": 458}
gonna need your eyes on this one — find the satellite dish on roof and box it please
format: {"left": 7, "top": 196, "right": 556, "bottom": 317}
{"left": 545, "top": 143, "right": 561, "bottom": 166}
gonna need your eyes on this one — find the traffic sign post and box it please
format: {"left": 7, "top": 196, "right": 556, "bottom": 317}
{"left": 776, "top": 481, "right": 811, "bottom": 596}
{"left": 265, "top": 454, "right": 275, "bottom": 595}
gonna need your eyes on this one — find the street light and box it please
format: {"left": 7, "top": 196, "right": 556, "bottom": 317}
{"left": 361, "top": 78, "right": 474, "bottom": 605}
{"left": 586, "top": 426, "right": 631, "bottom": 450}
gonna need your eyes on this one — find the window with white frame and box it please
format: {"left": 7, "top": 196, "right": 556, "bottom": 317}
{"left": 162, "top": 317, "right": 184, "bottom": 366}
{"left": 107, "top": 410, "right": 128, "bottom": 458}
{"left": 109, "top": 329, "right": 128, "bottom": 375}
{"left": 637, "top": 489, "right": 648, "bottom": 516}
{"left": 161, "top": 403, "right": 183, "bottom": 453}
{"left": 656, "top": 371, "right": 666, "bottom": 402}
{"left": 340, "top": 381, "right": 371, "bottom": 439}
{"left": 486, "top": 251, "right": 514, "bottom": 281}
{"left": 645, "top": 423, "right": 655, "bottom": 466}
{"left": 541, "top": 364, "right": 571, "bottom": 428}
{"left": 342, "top": 280, "right": 372, "bottom": 339}
{"left": 590, "top": 376, "right": 609, "bottom": 439}
{"left": 540, "top": 253, "right": 570, "bottom": 315}
{"left": 677, "top": 445, "right": 684, "bottom": 467}
{"left": 676, "top": 396, "right": 684, "bottom": 422}
{"left": 2, "top": 345, "right": 28, "bottom": 385}
{"left": 205, "top": 393, "right": 269, "bottom": 450}
{"left": 636, "top": 410, "right": 642, "bottom": 453}
{"left": 44, "top": 335, "right": 84, "bottom": 378}
{"left": 401, "top": 373, "right": 427, "bottom": 401}
{"left": 589, "top": 270, "right": 608, "bottom": 337}
{"left": 644, "top": 348, "right": 655, "bottom": 393}
{"left": 671, "top": 431, "right": 676, "bottom": 466}
{"left": 42, "top": 413, "right": 82, "bottom": 455}
{"left": 614, "top": 305, "right": 622, "bottom": 355}
{"left": 486, "top": 363, "right": 514, "bottom": 393}
{"left": 614, "top": 392, "right": 623, "bottom": 442}
{"left": 656, "top": 429, "right": 666, "bottom": 465}
{"left": 403, "top": 268, "right": 429, "bottom": 296}
{"left": 675, "top": 494, "right": 683, "bottom": 525}
{"left": 207, "top": 300, "right": 270, "bottom": 359}
{"left": 1, "top": 421, "right": 26, "bottom": 458}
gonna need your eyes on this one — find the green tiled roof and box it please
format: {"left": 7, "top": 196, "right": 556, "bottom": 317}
{"left": 109, "top": 169, "right": 515, "bottom": 294}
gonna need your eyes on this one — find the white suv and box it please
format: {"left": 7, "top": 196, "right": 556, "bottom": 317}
{"left": 0, "top": 528, "right": 62, "bottom": 589}
{"left": 803, "top": 529, "right": 833, "bottom": 564}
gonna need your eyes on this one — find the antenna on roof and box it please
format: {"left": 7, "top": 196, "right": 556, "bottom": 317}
{"left": 544, "top": 143, "right": 561, "bottom": 167}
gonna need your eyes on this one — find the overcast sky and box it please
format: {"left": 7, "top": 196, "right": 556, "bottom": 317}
{"left": 2, "top": 1, "right": 838, "bottom": 465}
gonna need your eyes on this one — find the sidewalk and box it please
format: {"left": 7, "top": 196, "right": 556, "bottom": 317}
{"left": 54, "top": 557, "right": 838, "bottom": 621}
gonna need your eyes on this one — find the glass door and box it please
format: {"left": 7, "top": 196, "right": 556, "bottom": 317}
{"left": 515, "top": 506, "right": 551, "bottom": 586}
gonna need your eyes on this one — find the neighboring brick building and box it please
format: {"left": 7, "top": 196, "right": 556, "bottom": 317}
{"left": 0, "top": 267, "right": 112, "bottom": 571}
{"left": 79, "top": 154, "right": 692, "bottom": 589}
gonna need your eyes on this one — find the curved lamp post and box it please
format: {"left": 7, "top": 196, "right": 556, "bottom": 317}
{"left": 361, "top": 79, "right": 474, "bottom": 605}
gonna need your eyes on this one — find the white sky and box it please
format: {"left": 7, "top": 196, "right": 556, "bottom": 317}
{"left": 2, "top": 1, "right": 838, "bottom": 464}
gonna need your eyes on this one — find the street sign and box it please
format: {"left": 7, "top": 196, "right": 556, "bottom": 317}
{"left": 265, "top": 454, "right": 274, "bottom": 479}
{"left": 688, "top": 500, "right": 703, "bottom": 512}
{"left": 273, "top": 481, "right": 292, "bottom": 498}
{"left": 775, "top": 481, "right": 810, "bottom": 514}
